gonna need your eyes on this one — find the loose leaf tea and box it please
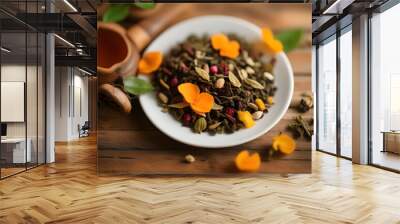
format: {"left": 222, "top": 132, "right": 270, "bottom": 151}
{"left": 152, "top": 34, "right": 277, "bottom": 134}
{"left": 294, "top": 93, "right": 313, "bottom": 113}
{"left": 287, "top": 115, "right": 313, "bottom": 140}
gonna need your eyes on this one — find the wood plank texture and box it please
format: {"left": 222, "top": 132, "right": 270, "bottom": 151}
{"left": 98, "top": 3, "right": 312, "bottom": 175}
{"left": 1, "top": 136, "right": 400, "bottom": 223}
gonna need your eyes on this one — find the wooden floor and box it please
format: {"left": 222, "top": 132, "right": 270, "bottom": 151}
{"left": 0, "top": 136, "right": 400, "bottom": 224}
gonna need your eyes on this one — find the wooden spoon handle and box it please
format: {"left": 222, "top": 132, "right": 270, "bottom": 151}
{"left": 127, "top": 4, "right": 187, "bottom": 51}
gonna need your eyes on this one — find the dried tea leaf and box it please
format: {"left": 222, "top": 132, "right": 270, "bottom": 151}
{"left": 228, "top": 63, "right": 234, "bottom": 71}
{"left": 203, "top": 64, "right": 210, "bottom": 73}
{"left": 264, "top": 72, "right": 274, "bottom": 81}
{"left": 228, "top": 71, "right": 241, "bottom": 88}
{"left": 168, "top": 102, "right": 190, "bottom": 108}
{"left": 252, "top": 111, "right": 264, "bottom": 120}
{"left": 158, "top": 92, "right": 168, "bottom": 104}
{"left": 159, "top": 79, "right": 170, "bottom": 90}
{"left": 245, "top": 57, "right": 255, "bottom": 66}
{"left": 161, "top": 107, "right": 169, "bottom": 113}
{"left": 238, "top": 69, "right": 248, "bottom": 80}
{"left": 195, "top": 50, "right": 205, "bottom": 59}
{"left": 245, "top": 78, "right": 264, "bottom": 89}
{"left": 195, "top": 67, "right": 210, "bottom": 81}
{"left": 212, "top": 103, "right": 224, "bottom": 110}
{"left": 246, "top": 66, "right": 255, "bottom": 75}
{"left": 208, "top": 122, "right": 222, "bottom": 130}
{"left": 248, "top": 102, "right": 259, "bottom": 111}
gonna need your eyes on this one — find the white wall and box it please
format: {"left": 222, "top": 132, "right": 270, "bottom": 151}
{"left": 54, "top": 67, "right": 89, "bottom": 141}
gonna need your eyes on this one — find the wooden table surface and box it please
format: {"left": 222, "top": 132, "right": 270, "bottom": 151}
{"left": 98, "top": 3, "right": 312, "bottom": 175}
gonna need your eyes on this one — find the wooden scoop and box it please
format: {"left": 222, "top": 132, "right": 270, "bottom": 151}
{"left": 97, "top": 4, "right": 186, "bottom": 84}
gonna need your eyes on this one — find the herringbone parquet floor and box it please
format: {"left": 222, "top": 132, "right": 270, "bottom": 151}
{"left": 1, "top": 136, "right": 400, "bottom": 224}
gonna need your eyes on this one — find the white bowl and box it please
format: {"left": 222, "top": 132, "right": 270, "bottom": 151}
{"left": 139, "top": 15, "right": 294, "bottom": 148}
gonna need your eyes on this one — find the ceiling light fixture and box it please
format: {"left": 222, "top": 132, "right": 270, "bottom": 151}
{"left": 63, "top": 0, "right": 78, "bottom": 12}
{"left": 78, "top": 67, "right": 93, "bottom": 76}
{"left": 54, "top": 34, "right": 75, "bottom": 48}
{"left": 1, "top": 47, "right": 11, "bottom": 53}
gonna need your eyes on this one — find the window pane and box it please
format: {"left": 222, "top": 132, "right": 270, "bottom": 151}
{"left": 371, "top": 3, "right": 400, "bottom": 171}
{"left": 318, "top": 37, "right": 337, "bottom": 154}
{"left": 340, "top": 29, "right": 352, "bottom": 158}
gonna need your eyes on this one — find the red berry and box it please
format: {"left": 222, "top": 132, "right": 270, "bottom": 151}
{"left": 225, "top": 107, "right": 235, "bottom": 117}
{"left": 182, "top": 113, "right": 192, "bottom": 126}
{"left": 170, "top": 77, "right": 178, "bottom": 87}
{"left": 210, "top": 65, "right": 218, "bottom": 74}
{"left": 220, "top": 63, "right": 228, "bottom": 75}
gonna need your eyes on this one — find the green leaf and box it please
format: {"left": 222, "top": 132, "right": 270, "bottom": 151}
{"left": 123, "top": 76, "right": 154, "bottom": 95}
{"left": 103, "top": 4, "right": 131, "bottom": 23}
{"left": 276, "top": 29, "right": 304, "bottom": 53}
{"left": 134, "top": 2, "right": 156, "bottom": 10}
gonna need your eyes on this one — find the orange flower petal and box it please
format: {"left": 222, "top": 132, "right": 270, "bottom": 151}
{"left": 220, "top": 40, "right": 240, "bottom": 59}
{"left": 178, "top": 83, "right": 200, "bottom": 104}
{"left": 211, "top": 33, "right": 229, "bottom": 50}
{"left": 138, "top": 51, "right": 163, "bottom": 75}
{"left": 191, "top": 92, "right": 214, "bottom": 113}
{"left": 261, "top": 27, "right": 283, "bottom": 54}
{"left": 235, "top": 150, "right": 261, "bottom": 172}
{"left": 237, "top": 111, "right": 255, "bottom": 128}
{"left": 272, "top": 134, "right": 296, "bottom": 154}
{"left": 261, "top": 27, "right": 274, "bottom": 42}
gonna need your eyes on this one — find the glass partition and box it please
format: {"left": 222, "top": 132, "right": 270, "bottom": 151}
{"left": 339, "top": 28, "right": 352, "bottom": 158}
{"left": 27, "top": 31, "right": 38, "bottom": 169}
{"left": 370, "top": 3, "right": 400, "bottom": 171}
{"left": 317, "top": 36, "right": 337, "bottom": 154}
{"left": 0, "top": 1, "right": 46, "bottom": 179}
{"left": 1, "top": 30, "right": 28, "bottom": 177}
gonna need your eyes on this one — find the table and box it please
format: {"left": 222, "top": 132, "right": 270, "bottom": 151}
{"left": 1, "top": 138, "right": 31, "bottom": 164}
{"left": 381, "top": 131, "right": 400, "bottom": 154}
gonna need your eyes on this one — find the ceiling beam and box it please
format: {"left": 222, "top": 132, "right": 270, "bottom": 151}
{"left": 67, "top": 13, "right": 97, "bottom": 39}
{"left": 55, "top": 55, "right": 96, "bottom": 71}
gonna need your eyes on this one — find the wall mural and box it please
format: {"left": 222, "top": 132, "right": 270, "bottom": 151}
{"left": 97, "top": 3, "right": 313, "bottom": 175}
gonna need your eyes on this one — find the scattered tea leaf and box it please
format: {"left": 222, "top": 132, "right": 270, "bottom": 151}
{"left": 103, "top": 4, "right": 130, "bottom": 23}
{"left": 276, "top": 29, "right": 304, "bottom": 53}
{"left": 287, "top": 115, "right": 313, "bottom": 140}
{"left": 123, "top": 76, "right": 153, "bottom": 95}
{"left": 134, "top": 2, "right": 156, "bottom": 9}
